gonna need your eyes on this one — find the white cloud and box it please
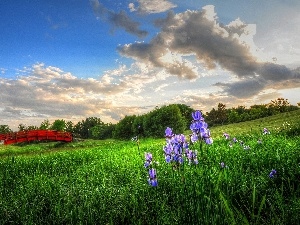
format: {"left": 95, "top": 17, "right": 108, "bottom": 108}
{"left": 136, "top": 0, "right": 176, "bottom": 14}
{"left": 118, "top": 5, "right": 300, "bottom": 98}
{"left": 128, "top": 3, "right": 136, "bottom": 12}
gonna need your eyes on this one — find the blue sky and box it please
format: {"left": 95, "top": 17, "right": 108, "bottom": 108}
{"left": 1, "top": 0, "right": 300, "bottom": 130}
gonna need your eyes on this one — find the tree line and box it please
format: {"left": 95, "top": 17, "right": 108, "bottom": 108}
{"left": 0, "top": 98, "right": 299, "bottom": 140}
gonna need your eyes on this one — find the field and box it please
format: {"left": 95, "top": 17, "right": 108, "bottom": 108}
{"left": 0, "top": 110, "right": 299, "bottom": 224}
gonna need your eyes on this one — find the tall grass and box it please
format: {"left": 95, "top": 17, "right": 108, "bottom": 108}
{"left": 0, "top": 110, "right": 299, "bottom": 224}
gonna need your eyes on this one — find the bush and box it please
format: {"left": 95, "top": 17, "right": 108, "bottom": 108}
{"left": 143, "top": 105, "right": 186, "bottom": 137}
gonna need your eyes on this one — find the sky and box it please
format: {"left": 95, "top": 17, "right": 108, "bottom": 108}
{"left": 1, "top": 0, "right": 300, "bottom": 130}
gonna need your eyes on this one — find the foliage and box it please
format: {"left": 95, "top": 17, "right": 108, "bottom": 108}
{"left": 143, "top": 104, "right": 186, "bottom": 138}
{"left": 73, "top": 117, "right": 104, "bottom": 139}
{"left": 205, "top": 98, "right": 298, "bottom": 126}
{"left": 205, "top": 103, "right": 228, "bottom": 126}
{"left": 39, "top": 119, "right": 51, "bottom": 130}
{"left": 0, "top": 125, "right": 12, "bottom": 134}
{"left": 113, "top": 115, "right": 136, "bottom": 139}
{"left": 91, "top": 123, "right": 115, "bottom": 140}
{"left": 174, "top": 104, "right": 194, "bottom": 129}
{"left": 50, "top": 119, "right": 66, "bottom": 131}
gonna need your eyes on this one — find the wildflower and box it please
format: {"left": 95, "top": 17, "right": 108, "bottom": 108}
{"left": 192, "top": 110, "right": 203, "bottom": 121}
{"left": 220, "top": 162, "right": 225, "bottom": 168}
{"left": 144, "top": 152, "right": 153, "bottom": 168}
{"left": 165, "top": 127, "right": 173, "bottom": 138}
{"left": 163, "top": 130, "right": 185, "bottom": 166}
{"left": 186, "top": 149, "right": 198, "bottom": 165}
{"left": 190, "top": 110, "right": 213, "bottom": 145}
{"left": 269, "top": 169, "right": 277, "bottom": 178}
{"left": 263, "top": 128, "right": 270, "bottom": 135}
{"left": 223, "top": 132, "right": 230, "bottom": 140}
{"left": 190, "top": 133, "right": 198, "bottom": 143}
{"left": 148, "top": 168, "right": 158, "bottom": 187}
{"left": 232, "top": 137, "right": 237, "bottom": 143}
{"left": 229, "top": 142, "right": 233, "bottom": 147}
{"left": 205, "top": 137, "right": 213, "bottom": 144}
{"left": 257, "top": 139, "right": 262, "bottom": 144}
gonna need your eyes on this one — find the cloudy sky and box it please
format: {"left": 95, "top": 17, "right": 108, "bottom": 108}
{"left": 1, "top": 0, "right": 300, "bottom": 130}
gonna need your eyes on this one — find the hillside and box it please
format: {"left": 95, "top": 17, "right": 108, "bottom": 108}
{"left": 209, "top": 109, "right": 300, "bottom": 138}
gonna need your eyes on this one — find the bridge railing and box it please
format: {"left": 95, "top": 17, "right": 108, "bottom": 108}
{"left": 0, "top": 130, "right": 73, "bottom": 145}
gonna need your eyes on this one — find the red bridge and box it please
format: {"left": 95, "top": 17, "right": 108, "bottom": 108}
{"left": 0, "top": 130, "right": 73, "bottom": 145}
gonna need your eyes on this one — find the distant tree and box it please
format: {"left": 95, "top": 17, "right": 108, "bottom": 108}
{"left": 174, "top": 104, "right": 195, "bottom": 129}
{"left": 39, "top": 119, "right": 51, "bottom": 130}
{"left": 0, "top": 125, "right": 12, "bottom": 134}
{"left": 249, "top": 104, "right": 268, "bottom": 119}
{"left": 91, "top": 123, "right": 115, "bottom": 140}
{"left": 227, "top": 109, "right": 240, "bottom": 123}
{"left": 113, "top": 115, "right": 136, "bottom": 139}
{"left": 73, "top": 117, "right": 104, "bottom": 139}
{"left": 65, "top": 121, "right": 74, "bottom": 133}
{"left": 206, "top": 103, "right": 228, "bottom": 126}
{"left": 18, "top": 123, "right": 27, "bottom": 131}
{"left": 50, "top": 119, "right": 66, "bottom": 131}
{"left": 143, "top": 104, "right": 186, "bottom": 137}
{"left": 268, "top": 98, "right": 291, "bottom": 113}
{"left": 132, "top": 115, "right": 145, "bottom": 137}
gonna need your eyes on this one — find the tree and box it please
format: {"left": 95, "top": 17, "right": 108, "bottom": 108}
{"left": 227, "top": 109, "right": 240, "bottom": 123}
{"left": 174, "top": 104, "right": 195, "bottom": 129}
{"left": 73, "top": 117, "right": 104, "bottom": 139}
{"left": 113, "top": 115, "right": 136, "bottom": 139}
{"left": 39, "top": 119, "right": 51, "bottom": 130}
{"left": 143, "top": 105, "right": 186, "bottom": 137}
{"left": 268, "top": 98, "right": 291, "bottom": 113}
{"left": 132, "top": 115, "right": 145, "bottom": 137}
{"left": 65, "top": 121, "right": 74, "bottom": 133}
{"left": 91, "top": 123, "right": 115, "bottom": 140}
{"left": 0, "top": 125, "right": 12, "bottom": 134}
{"left": 206, "top": 103, "right": 228, "bottom": 126}
{"left": 50, "top": 119, "right": 66, "bottom": 131}
{"left": 18, "top": 124, "right": 27, "bottom": 131}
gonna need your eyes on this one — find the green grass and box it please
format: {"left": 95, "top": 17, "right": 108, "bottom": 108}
{"left": 209, "top": 109, "right": 300, "bottom": 137}
{"left": 0, "top": 110, "right": 299, "bottom": 224}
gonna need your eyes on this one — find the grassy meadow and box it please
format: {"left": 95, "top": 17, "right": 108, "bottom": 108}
{"left": 0, "top": 110, "right": 299, "bottom": 224}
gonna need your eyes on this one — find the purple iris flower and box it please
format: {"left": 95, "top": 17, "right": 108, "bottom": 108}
{"left": 192, "top": 110, "right": 202, "bottom": 121}
{"left": 148, "top": 168, "right": 158, "bottom": 186}
{"left": 145, "top": 152, "right": 152, "bottom": 162}
{"left": 190, "top": 133, "right": 198, "bottom": 143}
{"left": 144, "top": 152, "right": 153, "bottom": 168}
{"left": 165, "top": 127, "right": 173, "bottom": 137}
{"left": 165, "top": 155, "right": 172, "bottom": 163}
{"left": 149, "top": 168, "right": 156, "bottom": 179}
{"left": 148, "top": 178, "right": 158, "bottom": 187}
{"left": 205, "top": 137, "right": 213, "bottom": 144}
{"left": 269, "top": 169, "right": 277, "bottom": 178}
{"left": 144, "top": 161, "right": 150, "bottom": 168}
{"left": 164, "top": 143, "right": 172, "bottom": 155}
